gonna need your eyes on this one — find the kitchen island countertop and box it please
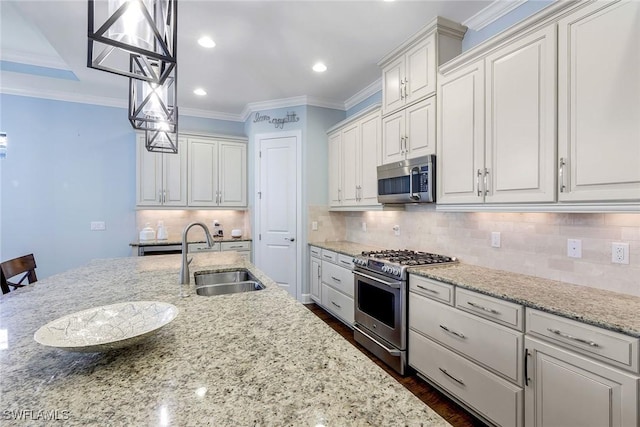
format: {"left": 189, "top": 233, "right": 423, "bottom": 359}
{"left": 0, "top": 252, "right": 449, "bottom": 426}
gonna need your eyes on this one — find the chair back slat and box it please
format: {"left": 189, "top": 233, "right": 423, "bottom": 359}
{"left": 1, "top": 254, "right": 38, "bottom": 294}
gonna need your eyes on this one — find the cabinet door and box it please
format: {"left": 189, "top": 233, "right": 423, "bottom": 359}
{"left": 557, "top": 1, "right": 640, "bottom": 202}
{"left": 162, "top": 137, "right": 187, "bottom": 206}
{"left": 136, "top": 135, "right": 163, "bottom": 206}
{"left": 359, "top": 110, "right": 382, "bottom": 205}
{"left": 405, "top": 97, "right": 436, "bottom": 159}
{"left": 485, "top": 26, "right": 556, "bottom": 203}
{"left": 328, "top": 132, "right": 342, "bottom": 207}
{"left": 382, "top": 110, "right": 405, "bottom": 163}
{"left": 382, "top": 56, "right": 405, "bottom": 115}
{"left": 188, "top": 138, "right": 218, "bottom": 206}
{"left": 310, "top": 256, "right": 321, "bottom": 303}
{"left": 525, "top": 336, "right": 639, "bottom": 427}
{"left": 405, "top": 34, "right": 437, "bottom": 103}
{"left": 341, "top": 123, "right": 360, "bottom": 206}
{"left": 437, "top": 60, "right": 485, "bottom": 204}
{"left": 219, "top": 141, "right": 247, "bottom": 207}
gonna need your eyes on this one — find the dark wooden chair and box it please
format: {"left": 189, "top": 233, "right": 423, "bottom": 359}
{"left": 1, "top": 254, "right": 38, "bottom": 294}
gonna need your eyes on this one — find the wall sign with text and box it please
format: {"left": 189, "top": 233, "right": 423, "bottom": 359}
{"left": 253, "top": 111, "right": 300, "bottom": 129}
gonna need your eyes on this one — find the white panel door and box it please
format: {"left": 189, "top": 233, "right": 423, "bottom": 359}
{"left": 437, "top": 60, "right": 485, "bottom": 204}
{"left": 405, "top": 97, "right": 436, "bottom": 159}
{"left": 382, "top": 110, "right": 405, "bottom": 163}
{"left": 219, "top": 141, "right": 246, "bottom": 207}
{"left": 341, "top": 123, "right": 359, "bottom": 206}
{"left": 558, "top": 0, "right": 640, "bottom": 202}
{"left": 257, "top": 135, "right": 298, "bottom": 298}
{"left": 382, "top": 56, "right": 405, "bottom": 115}
{"left": 405, "top": 34, "right": 436, "bottom": 103}
{"left": 484, "top": 25, "right": 556, "bottom": 203}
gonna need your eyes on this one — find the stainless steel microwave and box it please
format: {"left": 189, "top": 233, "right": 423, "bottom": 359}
{"left": 377, "top": 155, "right": 435, "bottom": 204}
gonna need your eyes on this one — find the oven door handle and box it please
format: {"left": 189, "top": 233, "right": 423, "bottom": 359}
{"left": 354, "top": 271, "right": 401, "bottom": 289}
{"left": 354, "top": 324, "right": 401, "bottom": 356}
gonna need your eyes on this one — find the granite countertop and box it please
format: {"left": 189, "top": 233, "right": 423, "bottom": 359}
{"left": 131, "top": 237, "right": 252, "bottom": 247}
{"left": 309, "top": 241, "right": 383, "bottom": 257}
{"left": 0, "top": 253, "right": 449, "bottom": 426}
{"left": 409, "top": 263, "right": 640, "bottom": 338}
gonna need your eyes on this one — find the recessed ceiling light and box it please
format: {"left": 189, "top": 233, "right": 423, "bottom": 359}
{"left": 193, "top": 88, "right": 207, "bottom": 96}
{"left": 312, "top": 62, "right": 327, "bottom": 73}
{"left": 198, "top": 36, "right": 216, "bottom": 48}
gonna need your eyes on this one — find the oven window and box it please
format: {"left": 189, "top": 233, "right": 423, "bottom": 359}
{"left": 358, "top": 282, "right": 395, "bottom": 328}
{"left": 378, "top": 175, "right": 409, "bottom": 195}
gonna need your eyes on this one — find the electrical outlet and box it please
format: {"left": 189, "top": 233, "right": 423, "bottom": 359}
{"left": 567, "top": 239, "right": 582, "bottom": 258}
{"left": 393, "top": 224, "right": 400, "bottom": 236}
{"left": 612, "top": 242, "right": 630, "bottom": 264}
{"left": 491, "top": 232, "right": 501, "bottom": 248}
{"left": 90, "top": 221, "right": 106, "bottom": 231}
{"left": 311, "top": 221, "right": 318, "bottom": 231}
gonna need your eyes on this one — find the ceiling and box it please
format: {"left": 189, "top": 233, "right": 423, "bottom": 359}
{"left": 0, "top": 0, "right": 494, "bottom": 121}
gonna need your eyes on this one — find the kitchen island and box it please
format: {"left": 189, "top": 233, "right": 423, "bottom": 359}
{"left": 0, "top": 252, "right": 449, "bottom": 426}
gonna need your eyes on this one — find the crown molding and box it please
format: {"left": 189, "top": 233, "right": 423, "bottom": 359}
{"left": 0, "top": 85, "right": 127, "bottom": 109}
{"left": 463, "top": 0, "right": 528, "bottom": 31}
{"left": 240, "top": 95, "right": 345, "bottom": 122}
{"left": 179, "top": 107, "right": 244, "bottom": 122}
{"left": 344, "top": 78, "right": 381, "bottom": 111}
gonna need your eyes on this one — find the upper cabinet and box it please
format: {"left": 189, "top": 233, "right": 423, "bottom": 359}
{"left": 188, "top": 137, "right": 247, "bottom": 208}
{"left": 136, "top": 135, "right": 187, "bottom": 207}
{"left": 438, "top": 26, "right": 556, "bottom": 204}
{"left": 328, "top": 107, "right": 382, "bottom": 209}
{"left": 437, "top": 0, "right": 639, "bottom": 208}
{"left": 136, "top": 133, "right": 247, "bottom": 209}
{"left": 382, "top": 97, "right": 436, "bottom": 163}
{"left": 557, "top": 0, "right": 640, "bottom": 202}
{"left": 379, "top": 17, "right": 466, "bottom": 118}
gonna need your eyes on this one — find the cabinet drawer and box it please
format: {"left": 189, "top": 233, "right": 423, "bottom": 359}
{"left": 410, "top": 292, "right": 523, "bottom": 384}
{"left": 409, "top": 331, "right": 523, "bottom": 427}
{"left": 310, "top": 246, "right": 322, "bottom": 258}
{"left": 526, "top": 309, "right": 640, "bottom": 373}
{"left": 221, "top": 241, "right": 251, "bottom": 251}
{"left": 456, "top": 288, "right": 523, "bottom": 331}
{"left": 321, "top": 249, "right": 337, "bottom": 263}
{"left": 322, "top": 283, "right": 354, "bottom": 325}
{"left": 337, "top": 254, "right": 354, "bottom": 269}
{"left": 409, "top": 274, "right": 454, "bottom": 305}
{"left": 321, "top": 261, "right": 354, "bottom": 297}
{"left": 188, "top": 242, "right": 221, "bottom": 252}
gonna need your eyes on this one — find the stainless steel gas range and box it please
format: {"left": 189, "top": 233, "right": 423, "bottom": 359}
{"left": 352, "top": 249, "right": 457, "bottom": 375}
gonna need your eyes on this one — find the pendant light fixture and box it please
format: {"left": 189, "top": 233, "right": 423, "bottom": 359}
{"left": 129, "top": 61, "right": 177, "bottom": 132}
{"left": 145, "top": 127, "right": 178, "bottom": 153}
{"left": 87, "top": 0, "right": 177, "bottom": 84}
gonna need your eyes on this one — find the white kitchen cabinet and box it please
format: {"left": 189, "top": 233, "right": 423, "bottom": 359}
{"left": 328, "top": 107, "right": 381, "bottom": 209}
{"left": 437, "top": 25, "right": 556, "bottom": 205}
{"left": 557, "top": 0, "right": 640, "bottom": 202}
{"left": 382, "top": 97, "right": 435, "bottom": 163}
{"left": 136, "top": 134, "right": 187, "bottom": 207}
{"left": 188, "top": 136, "right": 246, "bottom": 208}
{"left": 309, "top": 246, "right": 321, "bottom": 304}
{"left": 525, "top": 336, "right": 639, "bottom": 427}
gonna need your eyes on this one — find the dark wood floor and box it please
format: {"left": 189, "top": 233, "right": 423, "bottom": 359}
{"left": 304, "top": 303, "right": 489, "bottom": 427}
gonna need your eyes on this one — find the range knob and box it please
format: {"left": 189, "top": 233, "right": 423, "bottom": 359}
{"left": 381, "top": 265, "right": 389, "bottom": 273}
{"left": 393, "top": 267, "right": 401, "bottom": 276}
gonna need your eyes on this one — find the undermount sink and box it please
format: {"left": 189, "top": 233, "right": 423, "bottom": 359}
{"left": 194, "top": 269, "right": 265, "bottom": 296}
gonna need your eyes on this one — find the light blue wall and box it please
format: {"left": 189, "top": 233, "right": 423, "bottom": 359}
{"left": 0, "top": 94, "right": 246, "bottom": 279}
{"left": 462, "top": 0, "right": 555, "bottom": 51}
{"left": 346, "top": 91, "right": 382, "bottom": 118}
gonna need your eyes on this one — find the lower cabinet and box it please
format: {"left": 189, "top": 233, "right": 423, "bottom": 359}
{"left": 308, "top": 246, "right": 354, "bottom": 326}
{"left": 525, "top": 336, "right": 639, "bottom": 427}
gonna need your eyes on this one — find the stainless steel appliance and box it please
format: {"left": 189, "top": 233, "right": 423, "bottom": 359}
{"left": 352, "top": 249, "right": 457, "bottom": 375}
{"left": 377, "top": 155, "right": 435, "bottom": 204}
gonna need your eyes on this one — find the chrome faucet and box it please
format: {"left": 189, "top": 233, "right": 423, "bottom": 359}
{"left": 180, "top": 222, "right": 214, "bottom": 286}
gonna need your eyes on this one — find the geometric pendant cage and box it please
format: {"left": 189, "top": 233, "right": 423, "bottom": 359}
{"left": 87, "top": 0, "right": 177, "bottom": 84}
{"left": 128, "top": 63, "right": 177, "bottom": 132}
{"left": 145, "top": 127, "right": 178, "bottom": 153}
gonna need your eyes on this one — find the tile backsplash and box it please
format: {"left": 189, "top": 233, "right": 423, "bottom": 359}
{"left": 136, "top": 210, "right": 250, "bottom": 242}
{"left": 308, "top": 206, "right": 640, "bottom": 296}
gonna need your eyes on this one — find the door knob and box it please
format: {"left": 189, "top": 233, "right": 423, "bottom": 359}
{"left": 284, "top": 237, "right": 295, "bottom": 242}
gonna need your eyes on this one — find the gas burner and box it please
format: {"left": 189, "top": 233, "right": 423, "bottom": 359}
{"left": 354, "top": 249, "right": 457, "bottom": 280}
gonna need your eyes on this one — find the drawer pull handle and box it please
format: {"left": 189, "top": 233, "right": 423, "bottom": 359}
{"left": 439, "top": 368, "right": 465, "bottom": 386}
{"left": 467, "top": 301, "right": 500, "bottom": 315}
{"left": 331, "top": 301, "right": 342, "bottom": 309}
{"left": 331, "top": 276, "right": 341, "bottom": 283}
{"left": 547, "top": 328, "right": 599, "bottom": 347}
{"left": 416, "top": 284, "right": 439, "bottom": 294}
{"left": 340, "top": 260, "right": 351, "bottom": 266}
{"left": 323, "top": 255, "right": 333, "bottom": 259}
{"left": 439, "top": 324, "right": 466, "bottom": 339}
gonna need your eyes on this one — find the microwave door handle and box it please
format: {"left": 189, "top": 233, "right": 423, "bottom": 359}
{"left": 409, "top": 166, "right": 421, "bottom": 201}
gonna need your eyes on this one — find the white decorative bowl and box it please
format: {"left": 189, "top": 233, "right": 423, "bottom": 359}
{"left": 34, "top": 301, "right": 178, "bottom": 352}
